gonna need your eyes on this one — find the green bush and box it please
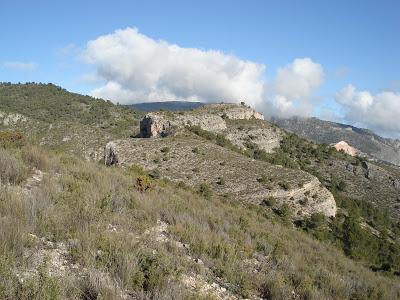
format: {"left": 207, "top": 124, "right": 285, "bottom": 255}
{"left": 198, "top": 183, "right": 212, "bottom": 199}
{"left": 262, "top": 196, "right": 277, "bottom": 207}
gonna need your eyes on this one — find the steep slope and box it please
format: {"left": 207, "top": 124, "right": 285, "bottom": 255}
{"left": 273, "top": 116, "right": 400, "bottom": 166}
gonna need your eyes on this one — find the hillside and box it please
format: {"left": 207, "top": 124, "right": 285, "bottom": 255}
{"left": 0, "top": 84, "right": 399, "bottom": 299}
{"left": 0, "top": 82, "right": 143, "bottom": 159}
{"left": 272, "top": 116, "right": 400, "bottom": 166}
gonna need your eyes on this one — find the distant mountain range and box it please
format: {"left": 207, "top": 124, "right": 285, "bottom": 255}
{"left": 272, "top": 116, "right": 400, "bottom": 166}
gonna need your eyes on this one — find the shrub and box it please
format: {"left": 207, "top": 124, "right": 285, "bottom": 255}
{"left": 22, "top": 146, "right": 48, "bottom": 170}
{"left": 278, "top": 181, "right": 290, "bottom": 190}
{"left": 128, "top": 164, "right": 147, "bottom": 176}
{"left": 275, "top": 204, "right": 292, "bottom": 220}
{"left": 0, "top": 149, "right": 27, "bottom": 184}
{"left": 0, "top": 131, "right": 26, "bottom": 148}
{"left": 198, "top": 183, "right": 212, "bottom": 199}
{"left": 135, "top": 175, "right": 152, "bottom": 192}
{"left": 262, "top": 196, "right": 277, "bottom": 207}
{"left": 217, "top": 177, "right": 225, "bottom": 185}
{"left": 148, "top": 169, "right": 161, "bottom": 179}
{"left": 299, "top": 198, "right": 309, "bottom": 206}
{"left": 160, "top": 147, "right": 170, "bottom": 154}
{"left": 306, "top": 213, "right": 326, "bottom": 229}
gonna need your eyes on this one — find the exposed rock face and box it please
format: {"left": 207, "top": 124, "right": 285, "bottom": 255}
{"left": 200, "top": 103, "right": 265, "bottom": 120}
{"left": 104, "top": 141, "right": 119, "bottom": 166}
{"left": 333, "top": 141, "right": 360, "bottom": 156}
{"left": 139, "top": 103, "right": 265, "bottom": 138}
{"left": 140, "top": 113, "right": 172, "bottom": 138}
{"left": 0, "top": 111, "right": 27, "bottom": 126}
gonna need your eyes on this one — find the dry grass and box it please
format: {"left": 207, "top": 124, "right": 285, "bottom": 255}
{"left": 0, "top": 145, "right": 399, "bottom": 299}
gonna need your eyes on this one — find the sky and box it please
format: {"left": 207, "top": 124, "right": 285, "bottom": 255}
{"left": 0, "top": 0, "right": 399, "bottom": 137}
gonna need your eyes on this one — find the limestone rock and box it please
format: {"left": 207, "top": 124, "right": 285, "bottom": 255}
{"left": 332, "top": 141, "right": 360, "bottom": 156}
{"left": 0, "top": 111, "right": 27, "bottom": 126}
{"left": 104, "top": 141, "right": 119, "bottom": 166}
{"left": 140, "top": 113, "right": 172, "bottom": 138}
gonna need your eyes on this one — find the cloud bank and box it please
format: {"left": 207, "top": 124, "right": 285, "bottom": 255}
{"left": 335, "top": 85, "right": 400, "bottom": 137}
{"left": 82, "top": 27, "right": 265, "bottom": 107}
{"left": 81, "top": 27, "right": 323, "bottom": 119}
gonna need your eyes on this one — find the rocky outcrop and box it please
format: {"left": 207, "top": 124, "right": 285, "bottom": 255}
{"left": 140, "top": 113, "right": 172, "bottom": 138}
{"left": 139, "top": 103, "right": 265, "bottom": 138}
{"left": 200, "top": 103, "right": 265, "bottom": 120}
{"left": 0, "top": 111, "right": 27, "bottom": 126}
{"left": 333, "top": 141, "right": 360, "bottom": 156}
{"left": 104, "top": 141, "right": 119, "bottom": 166}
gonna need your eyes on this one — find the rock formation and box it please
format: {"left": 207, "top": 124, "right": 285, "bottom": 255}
{"left": 333, "top": 141, "right": 360, "bottom": 156}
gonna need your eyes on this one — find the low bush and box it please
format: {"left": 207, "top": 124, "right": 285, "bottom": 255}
{"left": 0, "top": 149, "right": 27, "bottom": 184}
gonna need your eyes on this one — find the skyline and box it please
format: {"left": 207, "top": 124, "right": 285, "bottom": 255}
{"left": 0, "top": 0, "right": 399, "bottom": 137}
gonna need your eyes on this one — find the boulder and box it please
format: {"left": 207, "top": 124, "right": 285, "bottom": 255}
{"left": 104, "top": 141, "right": 119, "bottom": 166}
{"left": 140, "top": 113, "right": 172, "bottom": 138}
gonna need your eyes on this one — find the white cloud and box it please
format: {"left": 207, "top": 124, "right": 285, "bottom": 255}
{"left": 81, "top": 27, "right": 265, "bottom": 106}
{"left": 275, "top": 58, "right": 324, "bottom": 100}
{"left": 264, "top": 58, "right": 324, "bottom": 118}
{"left": 80, "top": 27, "right": 325, "bottom": 118}
{"left": 2, "top": 61, "right": 38, "bottom": 71}
{"left": 335, "top": 85, "right": 400, "bottom": 136}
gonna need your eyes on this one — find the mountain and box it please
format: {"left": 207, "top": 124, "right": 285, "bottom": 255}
{"left": 272, "top": 116, "right": 400, "bottom": 166}
{"left": 130, "top": 101, "right": 204, "bottom": 112}
{"left": 1, "top": 83, "right": 400, "bottom": 299}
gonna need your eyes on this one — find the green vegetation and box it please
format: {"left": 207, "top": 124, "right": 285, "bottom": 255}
{"left": 187, "top": 125, "right": 241, "bottom": 153}
{"left": 0, "top": 148, "right": 398, "bottom": 298}
{"left": 0, "top": 84, "right": 399, "bottom": 298}
{"left": 298, "top": 191, "right": 400, "bottom": 275}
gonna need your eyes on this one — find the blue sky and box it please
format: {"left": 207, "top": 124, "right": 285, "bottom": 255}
{"left": 1, "top": 0, "right": 399, "bottom": 136}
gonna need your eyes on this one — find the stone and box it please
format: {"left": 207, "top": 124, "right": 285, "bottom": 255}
{"left": 140, "top": 113, "right": 172, "bottom": 138}
{"left": 104, "top": 141, "right": 119, "bottom": 166}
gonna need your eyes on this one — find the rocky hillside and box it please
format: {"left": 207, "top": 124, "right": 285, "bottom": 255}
{"left": 1, "top": 84, "right": 400, "bottom": 299}
{"left": 105, "top": 137, "right": 336, "bottom": 219}
{"left": 273, "top": 116, "right": 400, "bottom": 166}
{"left": 0, "top": 82, "right": 143, "bottom": 159}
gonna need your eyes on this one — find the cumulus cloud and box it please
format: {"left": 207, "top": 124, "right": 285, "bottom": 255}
{"left": 80, "top": 27, "right": 325, "bottom": 118}
{"left": 2, "top": 61, "right": 38, "bottom": 71}
{"left": 335, "top": 84, "right": 400, "bottom": 136}
{"left": 265, "top": 58, "right": 324, "bottom": 118}
{"left": 81, "top": 27, "right": 265, "bottom": 106}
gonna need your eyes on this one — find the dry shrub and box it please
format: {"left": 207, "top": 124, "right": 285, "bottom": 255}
{"left": 135, "top": 175, "right": 152, "bottom": 192}
{"left": 0, "top": 131, "right": 26, "bottom": 148}
{"left": 22, "top": 146, "right": 48, "bottom": 170}
{"left": 0, "top": 149, "right": 27, "bottom": 185}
